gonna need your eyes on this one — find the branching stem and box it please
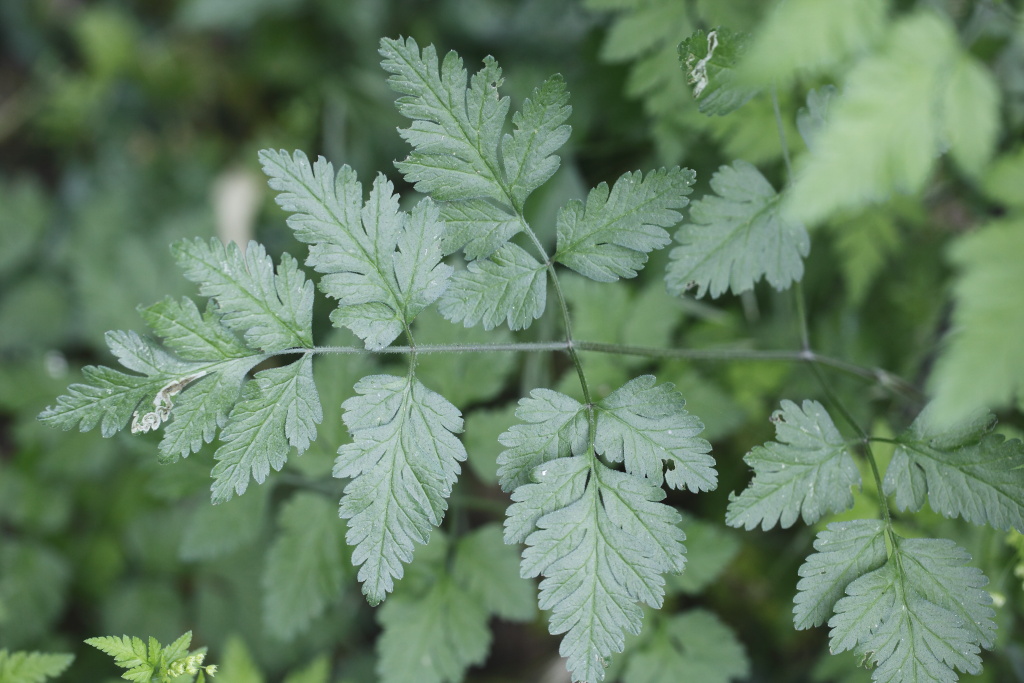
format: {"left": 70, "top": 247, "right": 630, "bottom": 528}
{"left": 293, "top": 340, "right": 920, "bottom": 400}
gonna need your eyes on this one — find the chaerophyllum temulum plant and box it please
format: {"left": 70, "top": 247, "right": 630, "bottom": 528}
{"left": 41, "top": 30, "right": 1024, "bottom": 683}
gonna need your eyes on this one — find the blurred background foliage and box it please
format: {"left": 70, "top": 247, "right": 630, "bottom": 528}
{"left": 2, "top": 0, "right": 1023, "bottom": 681}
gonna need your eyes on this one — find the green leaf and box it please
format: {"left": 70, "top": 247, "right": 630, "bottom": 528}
{"left": 665, "top": 160, "right": 808, "bottom": 299}
{"left": 594, "top": 375, "right": 714, "bottom": 492}
{"left": 39, "top": 363, "right": 163, "bottom": 438}
{"left": 514, "top": 456, "right": 686, "bottom": 683}
{"left": 259, "top": 150, "right": 452, "bottom": 350}
{"left": 452, "top": 524, "right": 536, "bottom": 622}
{"left": 883, "top": 408, "right": 1024, "bottom": 532}
{"left": 172, "top": 238, "right": 313, "bottom": 352}
{"left": 85, "top": 635, "right": 155, "bottom": 682}
{"left": 382, "top": 36, "right": 510, "bottom": 204}
{"left": 502, "top": 74, "right": 573, "bottom": 209}
{"left": 436, "top": 243, "right": 547, "bottom": 331}
{"left": 622, "top": 610, "right": 749, "bottom": 683}
{"left": 377, "top": 577, "right": 490, "bottom": 683}
{"left": 796, "top": 85, "right": 836, "bottom": 153}
{"left": 139, "top": 297, "right": 251, "bottom": 361}
{"left": 554, "top": 168, "right": 694, "bottom": 282}
{"left": 928, "top": 218, "right": 1024, "bottom": 423}
{"left": 793, "top": 520, "right": 887, "bottom": 630}
{"left": 263, "top": 492, "right": 348, "bottom": 640}
{"left": 736, "top": 0, "right": 886, "bottom": 86}
{"left": 679, "top": 27, "right": 757, "bottom": 116}
{"left": 211, "top": 354, "right": 322, "bottom": 503}
{"left": 726, "top": 400, "right": 860, "bottom": 530}
{"left": 785, "top": 12, "right": 1000, "bottom": 225}
{"left": 179, "top": 485, "right": 268, "bottom": 561}
{"left": 497, "top": 388, "right": 588, "bottom": 496}
{"left": 0, "top": 650, "right": 73, "bottom": 683}
{"left": 667, "top": 515, "right": 740, "bottom": 595}
{"left": 157, "top": 357, "right": 255, "bottom": 462}
{"left": 438, "top": 199, "right": 520, "bottom": 261}
{"left": 334, "top": 374, "right": 466, "bottom": 605}
{"left": 829, "top": 537, "right": 996, "bottom": 683}
{"left": 282, "top": 657, "right": 330, "bottom": 683}
{"left": 215, "top": 636, "right": 263, "bottom": 683}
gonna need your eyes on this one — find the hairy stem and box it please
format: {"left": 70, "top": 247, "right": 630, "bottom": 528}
{"left": 297, "top": 341, "right": 921, "bottom": 401}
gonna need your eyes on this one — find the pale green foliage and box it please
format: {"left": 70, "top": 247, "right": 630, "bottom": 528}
{"left": 553, "top": 168, "right": 694, "bottom": 282}
{"left": 665, "top": 160, "right": 808, "bottom": 298}
{"left": 0, "top": 650, "right": 73, "bottom": 683}
{"left": 172, "top": 238, "right": 313, "bottom": 352}
{"left": 736, "top": 0, "right": 886, "bottom": 86}
{"left": 211, "top": 355, "right": 321, "bottom": 503}
{"left": 378, "top": 36, "right": 574, "bottom": 330}
{"left": 828, "top": 537, "right": 995, "bottom": 683}
{"left": 377, "top": 526, "right": 535, "bottom": 683}
{"left": 928, "top": 218, "right": 1024, "bottom": 423}
{"left": 334, "top": 374, "right": 466, "bottom": 606}
{"left": 679, "top": 27, "right": 757, "bottom": 116}
{"left": 262, "top": 492, "right": 348, "bottom": 640}
{"left": 883, "top": 408, "right": 1024, "bottom": 531}
{"left": 86, "top": 631, "right": 215, "bottom": 682}
{"left": 726, "top": 400, "right": 860, "bottom": 530}
{"left": 621, "top": 610, "right": 749, "bottom": 683}
{"left": 785, "top": 11, "right": 1000, "bottom": 225}
{"left": 259, "top": 150, "right": 452, "bottom": 350}
{"left": 437, "top": 243, "right": 547, "bottom": 331}
{"left": 39, "top": 240, "right": 322, "bottom": 503}
{"left": 793, "top": 520, "right": 887, "bottom": 630}
{"left": 503, "top": 377, "right": 710, "bottom": 683}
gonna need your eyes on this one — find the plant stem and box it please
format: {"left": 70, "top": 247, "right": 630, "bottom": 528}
{"left": 794, "top": 283, "right": 897, "bottom": 548}
{"left": 297, "top": 341, "right": 921, "bottom": 401}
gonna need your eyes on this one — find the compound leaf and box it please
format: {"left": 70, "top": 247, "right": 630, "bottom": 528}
{"left": 883, "top": 408, "right": 1024, "bottom": 532}
{"left": 334, "top": 374, "right": 466, "bottom": 606}
{"left": 594, "top": 375, "right": 714, "bottom": 492}
{"left": 263, "top": 492, "right": 347, "bottom": 640}
{"left": 679, "top": 27, "right": 757, "bottom": 116}
{"left": 0, "top": 650, "right": 73, "bottom": 683}
{"left": 173, "top": 238, "right": 313, "bottom": 352}
{"left": 437, "top": 243, "right": 547, "bottom": 331}
{"left": 516, "top": 457, "right": 686, "bottom": 683}
{"left": 793, "top": 520, "right": 887, "bottom": 630}
{"left": 829, "top": 537, "right": 995, "bottom": 683}
{"left": 554, "top": 168, "right": 694, "bottom": 282}
{"left": 726, "top": 400, "right": 860, "bottom": 531}
{"left": 438, "top": 199, "right": 520, "bottom": 261}
{"left": 260, "top": 150, "right": 451, "bottom": 350}
{"left": 211, "top": 354, "right": 322, "bottom": 504}
{"left": 497, "top": 388, "right": 588, "bottom": 496}
{"left": 666, "top": 160, "right": 808, "bottom": 299}
{"left": 85, "top": 636, "right": 153, "bottom": 682}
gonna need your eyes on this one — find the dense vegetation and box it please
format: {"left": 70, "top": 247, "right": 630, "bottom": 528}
{"left": 3, "top": 1, "right": 1024, "bottom": 682}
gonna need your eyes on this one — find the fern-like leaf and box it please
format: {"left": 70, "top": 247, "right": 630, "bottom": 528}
{"left": 726, "top": 400, "right": 859, "bottom": 530}
{"left": 554, "top": 168, "right": 694, "bottom": 282}
{"left": 260, "top": 150, "right": 451, "bottom": 350}
{"left": 884, "top": 408, "right": 1024, "bottom": 531}
{"left": 828, "top": 537, "right": 995, "bottom": 683}
{"left": 334, "top": 374, "right": 466, "bottom": 606}
{"left": 0, "top": 650, "right": 73, "bottom": 683}
{"left": 666, "top": 160, "right": 808, "bottom": 299}
{"left": 503, "top": 377, "right": 710, "bottom": 682}
{"left": 436, "top": 244, "right": 547, "bottom": 331}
